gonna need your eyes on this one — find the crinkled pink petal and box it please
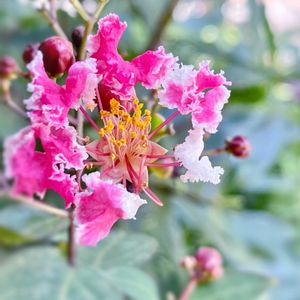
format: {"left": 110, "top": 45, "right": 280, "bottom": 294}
{"left": 65, "top": 58, "right": 98, "bottom": 110}
{"left": 194, "top": 61, "right": 229, "bottom": 92}
{"left": 33, "top": 124, "right": 87, "bottom": 169}
{"left": 4, "top": 126, "right": 79, "bottom": 206}
{"left": 25, "top": 52, "right": 97, "bottom": 126}
{"left": 131, "top": 46, "right": 177, "bottom": 89}
{"left": 192, "top": 86, "right": 230, "bottom": 133}
{"left": 88, "top": 14, "right": 175, "bottom": 102}
{"left": 174, "top": 128, "right": 224, "bottom": 184}
{"left": 75, "top": 172, "right": 146, "bottom": 246}
{"left": 158, "top": 62, "right": 230, "bottom": 132}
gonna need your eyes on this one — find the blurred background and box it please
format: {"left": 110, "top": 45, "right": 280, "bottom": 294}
{"left": 1, "top": 0, "right": 300, "bottom": 299}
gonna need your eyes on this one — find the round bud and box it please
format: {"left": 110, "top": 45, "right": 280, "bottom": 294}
{"left": 71, "top": 25, "right": 85, "bottom": 49}
{"left": 0, "top": 56, "right": 18, "bottom": 80}
{"left": 39, "top": 36, "right": 75, "bottom": 77}
{"left": 225, "top": 135, "right": 251, "bottom": 158}
{"left": 22, "top": 43, "right": 40, "bottom": 64}
{"left": 195, "top": 247, "right": 224, "bottom": 282}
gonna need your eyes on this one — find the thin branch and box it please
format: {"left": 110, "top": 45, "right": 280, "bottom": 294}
{"left": 69, "top": 0, "right": 90, "bottom": 21}
{"left": 39, "top": 8, "right": 67, "bottom": 39}
{"left": 1, "top": 88, "right": 28, "bottom": 119}
{"left": 147, "top": 0, "right": 179, "bottom": 50}
{"left": 178, "top": 278, "right": 198, "bottom": 300}
{"left": 5, "top": 192, "right": 68, "bottom": 218}
{"left": 67, "top": 204, "right": 76, "bottom": 266}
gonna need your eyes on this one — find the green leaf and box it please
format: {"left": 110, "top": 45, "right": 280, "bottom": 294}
{"left": 106, "top": 266, "right": 159, "bottom": 300}
{"left": 0, "top": 245, "right": 160, "bottom": 300}
{"left": 78, "top": 230, "right": 159, "bottom": 268}
{"left": 0, "top": 226, "right": 31, "bottom": 247}
{"left": 230, "top": 85, "right": 266, "bottom": 104}
{"left": 190, "top": 272, "right": 274, "bottom": 300}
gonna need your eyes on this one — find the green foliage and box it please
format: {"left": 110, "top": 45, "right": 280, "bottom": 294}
{"left": 1, "top": 0, "right": 300, "bottom": 299}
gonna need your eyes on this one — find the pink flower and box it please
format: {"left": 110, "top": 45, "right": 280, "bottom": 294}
{"left": 174, "top": 128, "right": 224, "bottom": 184}
{"left": 75, "top": 172, "right": 146, "bottom": 246}
{"left": 25, "top": 51, "right": 98, "bottom": 126}
{"left": 87, "top": 13, "right": 176, "bottom": 104}
{"left": 158, "top": 61, "right": 231, "bottom": 133}
{"left": 4, "top": 125, "right": 87, "bottom": 207}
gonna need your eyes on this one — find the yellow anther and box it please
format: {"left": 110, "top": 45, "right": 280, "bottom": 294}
{"left": 119, "top": 123, "right": 126, "bottom": 130}
{"left": 139, "top": 103, "right": 144, "bottom": 109}
{"left": 105, "top": 120, "right": 114, "bottom": 132}
{"left": 100, "top": 110, "right": 110, "bottom": 118}
{"left": 98, "top": 128, "right": 105, "bottom": 137}
{"left": 130, "top": 132, "right": 137, "bottom": 139}
{"left": 133, "top": 99, "right": 139, "bottom": 105}
{"left": 144, "top": 109, "right": 151, "bottom": 116}
{"left": 119, "top": 138, "right": 127, "bottom": 146}
{"left": 111, "top": 153, "right": 116, "bottom": 161}
{"left": 141, "top": 134, "right": 147, "bottom": 141}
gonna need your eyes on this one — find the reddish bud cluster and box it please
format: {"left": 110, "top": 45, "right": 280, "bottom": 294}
{"left": 0, "top": 56, "right": 18, "bottom": 80}
{"left": 39, "top": 36, "right": 75, "bottom": 77}
{"left": 226, "top": 135, "right": 250, "bottom": 158}
{"left": 22, "top": 43, "right": 40, "bottom": 64}
{"left": 181, "top": 247, "right": 224, "bottom": 283}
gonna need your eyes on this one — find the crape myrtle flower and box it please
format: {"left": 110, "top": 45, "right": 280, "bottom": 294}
{"left": 3, "top": 13, "right": 231, "bottom": 246}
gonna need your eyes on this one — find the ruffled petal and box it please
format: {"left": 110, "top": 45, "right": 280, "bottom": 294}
{"left": 25, "top": 52, "right": 98, "bottom": 126}
{"left": 131, "top": 46, "right": 176, "bottom": 89}
{"left": 158, "top": 62, "right": 230, "bottom": 132}
{"left": 4, "top": 126, "right": 79, "bottom": 206}
{"left": 75, "top": 172, "right": 146, "bottom": 246}
{"left": 174, "top": 128, "right": 223, "bottom": 184}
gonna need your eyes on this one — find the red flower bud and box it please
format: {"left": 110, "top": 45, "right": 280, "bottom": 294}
{"left": 39, "top": 36, "right": 75, "bottom": 77}
{"left": 22, "top": 43, "right": 40, "bottom": 64}
{"left": 0, "top": 56, "right": 18, "bottom": 80}
{"left": 225, "top": 135, "right": 251, "bottom": 158}
{"left": 195, "top": 247, "right": 224, "bottom": 282}
{"left": 71, "top": 25, "right": 85, "bottom": 49}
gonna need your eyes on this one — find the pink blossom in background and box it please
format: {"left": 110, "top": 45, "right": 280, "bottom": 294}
{"left": 75, "top": 172, "right": 146, "bottom": 246}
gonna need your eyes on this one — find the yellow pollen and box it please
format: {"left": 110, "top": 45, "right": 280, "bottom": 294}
{"left": 98, "top": 128, "right": 105, "bottom": 137}
{"left": 111, "top": 153, "right": 116, "bottom": 160}
{"left": 130, "top": 132, "right": 137, "bottom": 139}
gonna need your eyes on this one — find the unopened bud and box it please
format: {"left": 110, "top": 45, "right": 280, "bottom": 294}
{"left": 225, "top": 135, "right": 250, "bottom": 158}
{"left": 71, "top": 25, "right": 85, "bottom": 49}
{"left": 22, "top": 43, "right": 40, "bottom": 64}
{"left": 0, "top": 56, "right": 18, "bottom": 80}
{"left": 195, "top": 247, "right": 224, "bottom": 282}
{"left": 180, "top": 256, "right": 197, "bottom": 273}
{"left": 39, "top": 36, "right": 75, "bottom": 77}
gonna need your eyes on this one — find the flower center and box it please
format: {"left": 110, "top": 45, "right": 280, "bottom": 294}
{"left": 98, "top": 98, "right": 152, "bottom": 163}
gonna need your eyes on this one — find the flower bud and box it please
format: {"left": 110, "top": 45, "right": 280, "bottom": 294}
{"left": 225, "top": 135, "right": 251, "bottom": 158}
{"left": 180, "top": 256, "right": 197, "bottom": 273}
{"left": 39, "top": 36, "right": 75, "bottom": 77}
{"left": 0, "top": 56, "right": 18, "bottom": 80}
{"left": 71, "top": 25, "right": 85, "bottom": 49}
{"left": 22, "top": 43, "right": 40, "bottom": 64}
{"left": 195, "top": 247, "right": 224, "bottom": 282}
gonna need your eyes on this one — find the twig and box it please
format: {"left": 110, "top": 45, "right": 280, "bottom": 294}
{"left": 147, "top": 0, "right": 179, "bottom": 50}
{"left": 178, "top": 278, "right": 198, "bottom": 300}
{"left": 67, "top": 204, "right": 76, "bottom": 266}
{"left": 6, "top": 192, "right": 68, "bottom": 218}
{"left": 2, "top": 88, "right": 28, "bottom": 119}
{"left": 39, "top": 8, "right": 67, "bottom": 39}
{"left": 69, "top": 0, "right": 90, "bottom": 21}
{"left": 201, "top": 148, "right": 225, "bottom": 157}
